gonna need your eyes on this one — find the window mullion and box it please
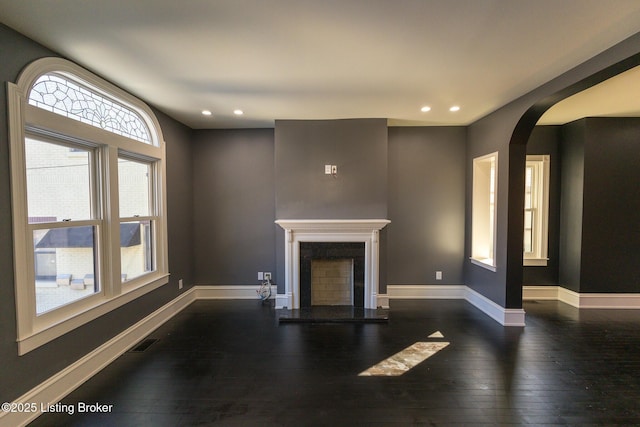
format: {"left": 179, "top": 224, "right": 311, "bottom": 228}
{"left": 103, "top": 145, "right": 122, "bottom": 297}
{"left": 151, "top": 160, "right": 166, "bottom": 273}
{"left": 120, "top": 215, "right": 156, "bottom": 222}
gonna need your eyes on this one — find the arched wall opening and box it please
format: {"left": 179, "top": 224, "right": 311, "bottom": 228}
{"left": 505, "top": 54, "right": 640, "bottom": 307}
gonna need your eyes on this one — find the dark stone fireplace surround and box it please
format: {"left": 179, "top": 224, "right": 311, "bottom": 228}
{"left": 299, "top": 242, "right": 365, "bottom": 308}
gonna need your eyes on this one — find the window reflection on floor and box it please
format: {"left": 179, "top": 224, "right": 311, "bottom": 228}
{"left": 359, "top": 331, "right": 450, "bottom": 376}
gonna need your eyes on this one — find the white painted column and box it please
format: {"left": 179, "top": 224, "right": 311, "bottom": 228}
{"left": 284, "top": 229, "right": 294, "bottom": 309}
{"left": 370, "top": 229, "right": 380, "bottom": 308}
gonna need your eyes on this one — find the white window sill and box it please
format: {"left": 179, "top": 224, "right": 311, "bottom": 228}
{"left": 524, "top": 258, "right": 549, "bottom": 267}
{"left": 18, "top": 273, "right": 169, "bottom": 355}
{"left": 470, "top": 258, "right": 497, "bottom": 272}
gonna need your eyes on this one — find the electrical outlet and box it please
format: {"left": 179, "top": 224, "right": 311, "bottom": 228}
{"left": 331, "top": 165, "right": 337, "bottom": 174}
{"left": 435, "top": 271, "right": 442, "bottom": 280}
{"left": 178, "top": 279, "right": 183, "bottom": 289}
{"left": 325, "top": 165, "right": 332, "bottom": 174}
{"left": 264, "top": 272, "right": 272, "bottom": 280}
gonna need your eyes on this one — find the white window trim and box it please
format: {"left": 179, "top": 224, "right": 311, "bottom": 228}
{"left": 523, "top": 155, "right": 550, "bottom": 267}
{"left": 471, "top": 152, "right": 498, "bottom": 272}
{"left": 8, "top": 57, "right": 169, "bottom": 355}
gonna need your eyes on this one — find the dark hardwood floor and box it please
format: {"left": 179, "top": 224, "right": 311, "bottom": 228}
{"left": 29, "top": 299, "right": 640, "bottom": 426}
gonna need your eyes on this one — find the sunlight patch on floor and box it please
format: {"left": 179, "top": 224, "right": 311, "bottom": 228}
{"left": 359, "top": 331, "right": 449, "bottom": 376}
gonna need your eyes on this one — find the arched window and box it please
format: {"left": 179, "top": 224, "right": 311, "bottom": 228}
{"left": 8, "top": 58, "right": 168, "bottom": 355}
{"left": 29, "top": 73, "right": 152, "bottom": 144}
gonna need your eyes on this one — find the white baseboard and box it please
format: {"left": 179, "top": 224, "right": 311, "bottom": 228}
{"left": 387, "top": 285, "right": 525, "bottom": 327}
{"left": 575, "top": 292, "right": 640, "bottom": 309}
{"left": 0, "top": 289, "right": 197, "bottom": 427}
{"left": 387, "top": 284, "right": 466, "bottom": 300}
{"left": 524, "top": 285, "right": 640, "bottom": 309}
{"left": 275, "top": 293, "right": 290, "bottom": 309}
{"left": 195, "top": 285, "right": 277, "bottom": 300}
{"left": 556, "top": 287, "right": 580, "bottom": 307}
{"left": 464, "top": 287, "right": 525, "bottom": 327}
{"left": 522, "top": 285, "right": 560, "bottom": 301}
{"left": 377, "top": 294, "right": 389, "bottom": 309}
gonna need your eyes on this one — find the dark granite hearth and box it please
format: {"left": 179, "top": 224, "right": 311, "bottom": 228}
{"left": 277, "top": 305, "right": 389, "bottom": 324}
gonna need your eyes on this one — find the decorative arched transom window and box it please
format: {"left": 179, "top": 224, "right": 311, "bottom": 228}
{"left": 29, "top": 73, "right": 153, "bottom": 144}
{"left": 8, "top": 57, "right": 168, "bottom": 355}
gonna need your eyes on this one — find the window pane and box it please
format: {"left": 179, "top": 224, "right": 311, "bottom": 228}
{"left": 524, "top": 167, "right": 532, "bottom": 209}
{"left": 120, "top": 221, "right": 154, "bottom": 282}
{"left": 524, "top": 210, "right": 534, "bottom": 253}
{"left": 119, "top": 158, "right": 151, "bottom": 218}
{"left": 34, "top": 226, "right": 99, "bottom": 314}
{"left": 25, "top": 138, "right": 92, "bottom": 223}
{"left": 29, "top": 74, "right": 152, "bottom": 144}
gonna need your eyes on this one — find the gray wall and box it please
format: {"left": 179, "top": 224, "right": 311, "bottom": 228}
{"left": 192, "top": 123, "right": 469, "bottom": 293}
{"left": 465, "top": 115, "right": 515, "bottom": 307}
{"left": 573, "top": 118, "right": 640, "bottom": 293}
{"left": 0, "top": 24, "right": 194, "bottom": 403}
{"left": 274, "top": 119, "right": 388, "bottom": 219}
{"left": 192, "top": 129, "right": 276, "bottom": 285}
{"left": 558, "top": 120, "right": 586, "bottom": 291}
{"left": 581, "top": 118, "right": 640, "bottom": 292}
{"left": 524, "top": 126, "right": 561, "bottom": 286}
{"left": 159, "top": 107, "right": 195, "bottom": 292}
{"left": 387, "top": 127, "right": 466, "bottom": 285}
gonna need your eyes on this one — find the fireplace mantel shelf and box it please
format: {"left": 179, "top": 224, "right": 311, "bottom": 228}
{"left": 275, "top": 219, "right": 390, "bottom": 232}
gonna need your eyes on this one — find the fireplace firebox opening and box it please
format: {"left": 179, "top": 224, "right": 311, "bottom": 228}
{"left": 300, "top": 242, "right": 365, "bottom": 308}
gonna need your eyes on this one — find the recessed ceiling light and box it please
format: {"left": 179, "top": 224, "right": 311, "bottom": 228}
{"left": 201, "top": 110, "right": 212, "bottom": 116}
{"left": 449, "top": 106, "right": 460, "bottom": 112}
{"left": 233, "top": 109, "right": 244, "bottom": 116}
{"left": 420, "top": 106, "right": 431, "bottom": 112}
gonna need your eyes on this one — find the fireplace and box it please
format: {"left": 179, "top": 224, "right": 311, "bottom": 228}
{"left": 275, "top": 219, "right": 390, "bottom": 309}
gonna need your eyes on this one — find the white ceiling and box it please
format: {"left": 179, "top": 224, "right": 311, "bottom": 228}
{"left": 2, "top": 0, "right": 640, "bottom": 129}
{"left": 538, "top": 65, "right": 640, "bottom": 125}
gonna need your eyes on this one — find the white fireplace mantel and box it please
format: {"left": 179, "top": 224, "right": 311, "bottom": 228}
{"left": 275, "top": 219, "right": 390, "bottom": 309}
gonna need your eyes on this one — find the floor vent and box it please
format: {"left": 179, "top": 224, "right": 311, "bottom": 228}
{"left": 129, "top": 338, "right": 158, "bottom": 352}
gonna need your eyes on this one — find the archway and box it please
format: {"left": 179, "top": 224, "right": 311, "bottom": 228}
{"left": 506, "top": 54, "right": 640, "bottom": 307}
